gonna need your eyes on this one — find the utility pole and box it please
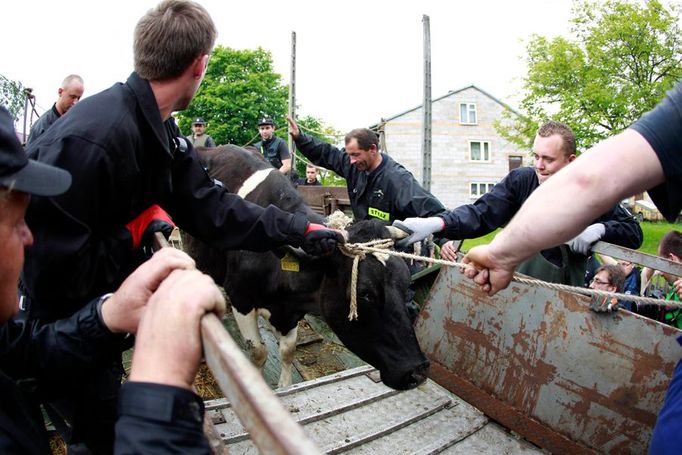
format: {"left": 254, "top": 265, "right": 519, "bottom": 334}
{"left": 289, "top": 31, "right": 297, "bottom": 172}
{"left": 421, "top": 15, "right": 432, "bottom": 191}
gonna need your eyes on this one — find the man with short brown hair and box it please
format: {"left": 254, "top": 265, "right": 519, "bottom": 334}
{"left": 287, "top": 115, "right": 445, "bottom": 223}
{"left": 23, "top": 1, "right": 341, "bottom": 451}
{"left": 27, "top": 74, "right": 84, "bottom": 145}
{"left": 393, "top": 121, "right": 642, "bottom": 286}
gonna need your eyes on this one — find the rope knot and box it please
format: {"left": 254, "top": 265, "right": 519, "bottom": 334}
{"left": 338, "top": 239, "right": 395, "bottom": 321}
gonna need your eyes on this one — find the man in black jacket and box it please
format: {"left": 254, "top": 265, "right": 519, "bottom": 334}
{"left": 287, "top": 115, "right": 445, "bottom": 223}
{"left": 26, "top": 74, "right": 84, "bottom": 146}
{"left": 0, "top": 106, "right": 222, "bottom": 454}
{"left": 393, "top": 121, "right": 643, "bottom": 286}
{"left": 21, "top": 1, "right": 341, "bottom": 452}
{"left": 254, "top": 116, "right": 292, "bottom": 174}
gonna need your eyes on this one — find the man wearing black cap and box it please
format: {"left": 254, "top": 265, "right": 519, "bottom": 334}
{"left": 254, "top": 116, "right": 292, "bottom": 174}
{"left": 0, "top": 106, "right": 225, "bottom": 453}
{"left": 188, "top": 117, "right": 215, "bottom": 147}
{"left": 21, "top": 1, "right": 342, "bottom": 452}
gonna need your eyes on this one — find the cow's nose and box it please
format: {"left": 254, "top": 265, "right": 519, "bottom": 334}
{"left": 395, "top": 360, "right": 429, "bottom": 390}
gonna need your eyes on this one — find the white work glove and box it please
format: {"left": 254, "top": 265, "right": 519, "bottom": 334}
{"left": 567, "top": 223, "right": 605, "bottom": 255}
{"left": 392, "top": 217, "right": 445, "bottom": 249}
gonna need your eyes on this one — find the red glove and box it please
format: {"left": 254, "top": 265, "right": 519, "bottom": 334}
{"left": 302, "top": 223, "right": 345, "bottom": 256}
{"left": 126, "top": 205, "right": 175, "bottom": 250}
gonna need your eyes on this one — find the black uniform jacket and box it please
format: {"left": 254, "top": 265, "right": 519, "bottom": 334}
{"left": 440, "top": 166, "right": 643, "bottom": 249}
{"left": 0, "top": 301, "right": 208, "bottom": 454}
{"left": 23, "top": 72, "right": 308, "bottom": 320}
{"left": 254, "top": 136, "right": 290, "bottom": 170}
{"left": 295, "top": 133, "right": 445, "bottom": 222}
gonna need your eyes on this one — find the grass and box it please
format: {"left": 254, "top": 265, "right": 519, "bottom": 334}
{"left": 458, "top": 221, "right": 681, "bottom": 256}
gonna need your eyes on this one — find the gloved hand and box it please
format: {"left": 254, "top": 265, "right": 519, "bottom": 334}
{"left": 392, "top": 217, "right": 445, "bottom": 249}
{"left": 567, "top": 223, "right": 605, "bottom": 255}
{"left": 126, "top": 205, "right": 175, "bottom": 254}
{"left": 301, "top": 223, "right": 344, "bottom": 256}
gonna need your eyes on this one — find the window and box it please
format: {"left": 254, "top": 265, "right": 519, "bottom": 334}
{"left": 459, "top": 103, "right": 477, "bottom": 124}
{"left": 469, "top": 141, "right": 490, "bottom": 161}
{"left": 470, "top": 182, "right": 496, "bottom": 198}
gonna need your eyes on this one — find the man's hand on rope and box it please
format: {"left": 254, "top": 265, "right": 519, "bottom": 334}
{"left": 461, "top": 245, "right": 515, "bottom": 296}
{"left": 301, "top": 223, "right": 345, "bottom": 256}
{"left": 392, "top": 217, "right": 445, "bottom": 249}
{"left": 126, "top": 204, "right": 175, "bottom": 257}
{"left": 441, "top": 240, "right": 459, "bottom": 262}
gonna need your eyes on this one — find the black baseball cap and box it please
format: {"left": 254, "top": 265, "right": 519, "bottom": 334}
{"left": 192, "top": 117, "right": 206, "bottom": 125}
{"left": 0, "top": 107, "right": 71, "bottom": 196}
{"left": 258, "top": 117, "right": 274, "bottom": 126}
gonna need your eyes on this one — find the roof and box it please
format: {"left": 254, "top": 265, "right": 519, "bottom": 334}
{"left": 370, "top": 84, "right": 520, "bottom": 129}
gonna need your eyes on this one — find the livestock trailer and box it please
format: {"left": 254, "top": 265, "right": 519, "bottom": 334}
{"left": 184, "top": 186, "right": 682, "bottom": 454}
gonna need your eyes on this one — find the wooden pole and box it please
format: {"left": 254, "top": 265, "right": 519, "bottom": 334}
{"left": 289, "top": 31, "right": 297, "bottom": 172}
{"left": 421, "top": 15, "right": 432, "bottom": 191}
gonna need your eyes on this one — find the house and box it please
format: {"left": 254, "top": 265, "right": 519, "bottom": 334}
{"left": 374, "top": 85, "right": 524, "bottom": 209}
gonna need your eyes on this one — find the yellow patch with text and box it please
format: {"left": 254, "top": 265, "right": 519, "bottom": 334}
{"left": 368, "top": 207, "right": 390, "bottom": 221}
{"left": 280, "top": 252, "right": 300, "bottom": 272}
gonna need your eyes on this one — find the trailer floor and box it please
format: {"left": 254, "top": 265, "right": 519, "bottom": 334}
{"left": 205, "top": 365, "right": 543, "bottom": 454}
{"left": 211, "top": 313, "right": 543, "bottom": 454}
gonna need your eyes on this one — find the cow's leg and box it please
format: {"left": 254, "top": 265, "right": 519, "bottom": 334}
{"left": 232, "top": 307, "right": 267, "bottom": 371}
{"left": 277, "top": 325, "right": 299, "bottom": 388}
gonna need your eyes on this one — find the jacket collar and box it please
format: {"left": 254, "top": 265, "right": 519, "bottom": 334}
{"left": 125, "top": 72, "right": 172, "bottom": 158}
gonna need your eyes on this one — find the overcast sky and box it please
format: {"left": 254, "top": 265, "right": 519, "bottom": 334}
{"left": 2, "top": 0, "right": 574, "bottom": 133}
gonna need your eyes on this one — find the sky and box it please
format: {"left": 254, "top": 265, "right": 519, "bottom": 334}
{"left": 2, "top": 0, "right": 574, "bottom": 134}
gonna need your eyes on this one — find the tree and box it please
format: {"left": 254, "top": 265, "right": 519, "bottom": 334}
{"left": 1, "top": 75, "right": 27, "bottom": 121}
{"left": 177, "top": 46, "right": 290, "bottom": 147}
{"left": 498, "top": 0, "right": 682, "bottom": 152}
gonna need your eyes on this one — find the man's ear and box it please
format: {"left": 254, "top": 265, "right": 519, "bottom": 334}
{"left": 193, "top": 54, "right": 209, "bottom": 79}
{"left": 567, "top": 154, "right": 577, "bottom": 162}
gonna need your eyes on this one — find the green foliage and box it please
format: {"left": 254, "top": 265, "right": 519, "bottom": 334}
{"left": 177, "top": 46, "right": 289, "bottom": 146}
{"left": 1, "top": 75, "right": 27, "bottom": 121}
{"left": 500, "top": 0, "right": 682, "bottom": 152}
{"left": 638, "top": 221, "right": 681, "bottom": 256}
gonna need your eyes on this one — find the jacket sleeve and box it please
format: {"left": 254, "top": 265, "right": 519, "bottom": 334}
{"left": 594, "top": 203, "right": 643, "bottom": 250}
{"left": 278, "top": 139, "right": 291, "bottom": 160}
{"left": 440, "top": 170, "right": 526, "bottom": 239}
{"left": 165, "top": 138, "right": 308, "bottom": 251}
{"left": 294, "top": 133, "right": 352, "bottom": 178}
{"left": 0, "top": 299, "right": 125, "bottom": 398}
{"left": 394, "top": 173, "right": 445, "bottom": 219}
{"left": 115, "top": 382, "right": 209, "bottom": 454}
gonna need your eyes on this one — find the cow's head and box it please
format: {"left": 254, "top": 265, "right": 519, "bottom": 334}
{"left": 320, "top": 219, "right": 429, "bottom": 390}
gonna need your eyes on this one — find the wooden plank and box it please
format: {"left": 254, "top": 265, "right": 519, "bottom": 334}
{"left": 592, "top": 241, "right": 682, "bottom": 277}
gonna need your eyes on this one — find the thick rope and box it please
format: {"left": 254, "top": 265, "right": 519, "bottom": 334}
{"left": 341, "top": 241, "right": 682, "bottom": 310}
{"left": 337, "top": 239, "right": 394, "bottom": 320}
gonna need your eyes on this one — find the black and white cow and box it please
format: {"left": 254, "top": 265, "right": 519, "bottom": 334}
{"left": 184, "top": 145, "right": 429, "bottom": 390}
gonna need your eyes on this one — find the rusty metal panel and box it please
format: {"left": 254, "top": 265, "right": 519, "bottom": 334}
{"left": 415, "top": 266, "right": 682, "bottom": 454}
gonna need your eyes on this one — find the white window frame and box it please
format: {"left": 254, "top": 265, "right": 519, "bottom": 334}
{"left": 468, "top": 140, "right": 491, "bottom": 162}
{"left": 469, "top": 182, "right": 496, "bottom": 198}
{"left": 459, "top": 103, "right": 478, "bottom": 125}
